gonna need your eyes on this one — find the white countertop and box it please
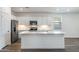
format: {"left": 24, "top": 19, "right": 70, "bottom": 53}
{"left": 19, "top": 31, "right": 64, "bottom": 35}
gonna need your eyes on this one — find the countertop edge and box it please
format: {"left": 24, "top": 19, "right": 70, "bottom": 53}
{"left": 19, "top": 31, "right": 64, "bottom": 35}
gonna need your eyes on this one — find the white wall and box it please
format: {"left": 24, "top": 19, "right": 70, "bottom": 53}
{"left": 0, "top": 7, "right": 11, "bottom": 49}
{"left": 15, "top": 12, "right": 79, "bottom": 38}
{"left": 62, "top": 13, "right": 79, "bottom": 38}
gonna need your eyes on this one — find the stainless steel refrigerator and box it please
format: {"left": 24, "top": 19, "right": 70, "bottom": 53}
{"left": 11, "top": 20, "right": 18, "bottom": 43}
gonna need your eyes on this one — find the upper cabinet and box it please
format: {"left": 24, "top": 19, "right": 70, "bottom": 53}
{"left": 52, "top": 16, "right": 62, "bottom": 31}
{"left": 17, "top": 15, "right": 62, "bottom": 32}
{"left": 44, "top": 16, "right": 62, "bottom": 31}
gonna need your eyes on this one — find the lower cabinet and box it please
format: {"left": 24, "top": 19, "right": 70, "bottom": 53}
{"left": 41, "top": 35, "right": 64, "bottom": 48}
{"left": 21, "top": 34, "right": 64, "bottom": 49}
{"left": 21, "top": 35, "right": 42, "bottom": 48}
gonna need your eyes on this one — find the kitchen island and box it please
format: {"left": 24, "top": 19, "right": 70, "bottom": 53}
{"left": 19, "top": 31, "right": 64, "bottom": 49}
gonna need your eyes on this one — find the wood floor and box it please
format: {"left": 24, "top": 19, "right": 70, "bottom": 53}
{"left": 0, "top": 39, "right": 21, "bottom": 52}
{"left": 1, "top": 38, "right": 79, "bottom": 52}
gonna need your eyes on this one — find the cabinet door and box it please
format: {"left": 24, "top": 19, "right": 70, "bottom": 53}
{"left": 21, "top": 35, "right": 42, "bottom": 49}
{"left": 21, "top": 34, "right": 64, "bottom": 49}
{"left": 41, "top": 34, "right": 64, "bottom": 48}
{"left": 42, "top": 35, "right": 56, "bottom": 48}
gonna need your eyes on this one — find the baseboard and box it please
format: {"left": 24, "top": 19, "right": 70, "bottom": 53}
{"left": 65, "top": 37, "right": 79, "bottom": 39}
{"left": 2, "top": 45, "right": 8, "bottom": 49}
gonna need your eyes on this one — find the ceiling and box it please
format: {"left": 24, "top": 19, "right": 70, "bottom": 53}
{"left": 11, "top": 7, "right": 79, "bottom": 13}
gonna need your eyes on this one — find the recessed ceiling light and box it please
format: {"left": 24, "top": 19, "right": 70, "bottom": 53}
{"left": 19, "top": 8, "right": 23, "bottom": 11}
{"left": 66, "top": 9, "right": 70, "bottom": 12}
{"left": 56, "top": 8, "right": 60, "bottom": 11}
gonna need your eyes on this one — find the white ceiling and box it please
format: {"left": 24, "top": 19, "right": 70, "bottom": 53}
{"left": 11, "top": 7, "right": 79, "bottom": 13}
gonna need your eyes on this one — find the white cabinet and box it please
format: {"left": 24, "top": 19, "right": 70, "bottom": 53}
{"left": 21, "top": 34, "right": 64, "bottom": 49}
{"left": 21, "top": 35, "right": 42, "bottom": 48}
{"left": 41, "top": 35, "right": 64, "bottom": 48}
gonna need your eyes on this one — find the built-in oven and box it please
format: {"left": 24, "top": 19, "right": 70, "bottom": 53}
{"left": 29, "top": 21, "right": 37, "bottom": 31}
